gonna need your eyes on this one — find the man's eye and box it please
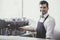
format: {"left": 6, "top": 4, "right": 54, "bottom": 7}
{"left": 43, "top": 7, "right": 46, "bottom": 8}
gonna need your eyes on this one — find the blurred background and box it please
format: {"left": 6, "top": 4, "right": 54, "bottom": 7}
{"left": 0, "top": 0, "right": 60, "bottom": 40}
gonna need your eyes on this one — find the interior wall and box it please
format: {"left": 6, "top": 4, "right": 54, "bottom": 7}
{"left": 0, "top": 0, "right": 22, "bottom": 19}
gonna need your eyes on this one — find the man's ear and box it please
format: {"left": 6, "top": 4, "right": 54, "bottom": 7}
{"left": 40, "top": 10, "right": 41, "bottom": 12}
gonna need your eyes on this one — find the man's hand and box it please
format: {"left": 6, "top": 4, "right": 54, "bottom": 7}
{"left": 19, "top": 27, "right": 26, "bottom": 31}
{"left": 19, "top": 26, "right": 35, "bottom": 32}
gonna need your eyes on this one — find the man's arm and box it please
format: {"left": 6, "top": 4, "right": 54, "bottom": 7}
{"left": 19, "top": 26, "right": 35, "bottom": 32}
{"left": 46, "top": 19, "right": 55, "bottom": 39}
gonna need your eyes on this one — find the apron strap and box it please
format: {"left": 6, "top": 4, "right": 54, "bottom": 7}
{"left": 43, "top": 15, "right": 49, "bottom": 23}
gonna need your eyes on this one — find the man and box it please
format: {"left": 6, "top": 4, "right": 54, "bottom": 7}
{"left": 19, "top": 1, "right": 55, "bottom": 39}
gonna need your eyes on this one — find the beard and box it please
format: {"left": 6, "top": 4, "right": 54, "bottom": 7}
{"left": 40, "top": 10, "right": 48, "bottom": 15}
{"left": 41, "top": 12, "right": 47, "bottom": 15}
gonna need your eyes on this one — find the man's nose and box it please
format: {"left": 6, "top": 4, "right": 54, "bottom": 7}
{"left": 41, "top": 8, "right": 44, "bottom": 10}
{"left": 40, "top": 8, "right": 44, "bottom": 11}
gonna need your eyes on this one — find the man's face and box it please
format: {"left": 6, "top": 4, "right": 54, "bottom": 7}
{"left": 40, "top": 4, "right": 48, "bottom": 15}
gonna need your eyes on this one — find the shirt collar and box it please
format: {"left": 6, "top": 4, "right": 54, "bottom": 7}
{"left": 40, "top": 13, "right": 49, "bottom": 18}
{"left": 44, "top": 13, "right": 49, "bottom": 18}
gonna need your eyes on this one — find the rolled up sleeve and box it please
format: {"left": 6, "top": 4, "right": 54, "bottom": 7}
{"left": 46, "top": 19, "right": 55, "bottom": 39}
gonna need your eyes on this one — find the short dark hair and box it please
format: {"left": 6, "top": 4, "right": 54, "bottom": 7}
{"left": 39, "top": 1, "right": 49, "bottom": 8}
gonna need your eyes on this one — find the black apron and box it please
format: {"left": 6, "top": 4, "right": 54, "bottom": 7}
{"left": 36, "top": 15, "right": 49, "bottom": 38}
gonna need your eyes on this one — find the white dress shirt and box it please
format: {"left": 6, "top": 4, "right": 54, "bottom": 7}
{"left": 24, "top": 13, "right": 55, "bottom": 39}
